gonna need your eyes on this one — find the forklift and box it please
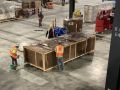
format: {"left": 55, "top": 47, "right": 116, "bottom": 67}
{"left": 41, "top": 0, "right": 53, "bottom": 9}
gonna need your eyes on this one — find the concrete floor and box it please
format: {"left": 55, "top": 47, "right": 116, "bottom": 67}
{"left": 0, "top": 0, "right": 112, "bottom": 90}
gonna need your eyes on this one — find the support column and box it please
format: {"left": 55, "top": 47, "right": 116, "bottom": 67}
{"left": 62, "top": 0, "right": 65, "bottom": 6}
{"left": 105, "top": 0, "right": 120, "bottom": 90}
{"left": 69, "top": 0, "right": 75, "bottom": 18}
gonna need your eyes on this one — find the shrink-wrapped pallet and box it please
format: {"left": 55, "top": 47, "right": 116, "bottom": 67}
{"left": 84, "top": 1, "right": 115, "bottom": 22}
{"left": 84, "top": 4, "right": 99, "bottom": 22}
{"left": 3, "top": 2, "right": 10, "bottom": 19}
{"left": 0, "top": 1, "right": 15, "bottom": 20}
{"left": 0, "top": 3, "right": 4, "bottom": 20}
{"left": 9, "top": 2, "right": 15, "bottom": 18}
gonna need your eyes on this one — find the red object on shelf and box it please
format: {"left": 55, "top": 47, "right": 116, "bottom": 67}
{"left": 95, "top": 9, "right": 113, "bottom": 33}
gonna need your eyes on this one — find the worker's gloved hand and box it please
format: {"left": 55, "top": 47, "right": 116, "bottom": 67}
{"left": 17, "top": 55, "right": 20, "bottom": 59}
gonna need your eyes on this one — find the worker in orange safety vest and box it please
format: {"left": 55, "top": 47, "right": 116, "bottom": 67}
{"left": 9, "top": 43, "right": 23, "bottom": 70}
{"left": 55, "top": 41, "right": 64, "bottom": 70}
{"left": 38, "top": 11, "right": 44, "bottom": 27}
{"left": 46, "top": 25, "right": 54, "bottom": 39}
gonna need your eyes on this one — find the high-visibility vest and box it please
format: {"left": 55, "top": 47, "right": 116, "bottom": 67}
{"left": 38, "top": 17, "right": 41, "bottom": 20}
{"left": 48, "top": 28, "right": 54, "bottom": 37}
{"left": 38, "top": 13, "right": 43, "bottom": 20}
{"left": 9, "top": 46, "right": 18, "bottom": 59}
{"left": 55, "top": 45, "right": 64, "bottom": 57}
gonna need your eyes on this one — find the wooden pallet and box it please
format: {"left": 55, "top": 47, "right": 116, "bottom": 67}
{"left": 0, "top": 19, "right": 9, "bottom": 23}
{"left": 0, "top": 16, "right": 22, "bottom": 23}
{"left": 23, "top": 32, "right": 96, "bottom": 72}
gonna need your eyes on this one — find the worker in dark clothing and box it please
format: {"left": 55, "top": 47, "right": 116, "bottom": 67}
{"left": 38, "top": 11, "right": 44, "bottom": 27}
{"left": 46, "top": 25, "right": 55, "bottom": 39}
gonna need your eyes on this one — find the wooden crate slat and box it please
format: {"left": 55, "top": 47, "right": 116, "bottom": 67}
{"left": 63, "top": 46, "right": 70, "bottom": 62}
{"left": 36, "top": 52, "right": 43, "bottom": 68}
{"left": 24, "top": 47, "right": 35, "bottom": 65}
{"left": 76, "top": 40, "right": 86, "bottom": 57}
{"left": 86, "top": 36, "right": 96, "bottom": 53}
{"left": 45, "top": 51, "right": 56, "bottom": 70}
{"left": 70, "top": 44, "right": 75, "bottom": 59}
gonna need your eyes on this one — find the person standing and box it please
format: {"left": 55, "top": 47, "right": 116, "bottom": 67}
{"left": 9, "top": 44, "right": 23, "bottom": 70}
{"left": 46, "top": 25, "right": 55, "bottom": 39}
{"left": 55, "top": 41, "right": 64, "bottom": 70}
{"left": 38, "top": 11, "right": 44, "bottom": 27}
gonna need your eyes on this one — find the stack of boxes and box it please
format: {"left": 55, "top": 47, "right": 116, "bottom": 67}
{"left": 84, "top": 1, "right": 115, "bottom": 22}
{"left": 20, "top": 0, "right": 41, "bottom": 17}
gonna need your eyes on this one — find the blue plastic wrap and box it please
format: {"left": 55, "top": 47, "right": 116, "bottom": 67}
{"left": 54, "top": 27, "right": 67, "bottom": 37}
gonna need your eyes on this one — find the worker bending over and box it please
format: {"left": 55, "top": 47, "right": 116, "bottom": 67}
{"left": 55, "top": 41, "right": 64, "bottom": 70}
{"left": 9, "top": 44, "right": 23, "bottom": 70}
{"left": 38, "top": 11, "right": 44, "bottom": 27}
{"left": 46, "top": 25, "right": 55, "bottom": 39}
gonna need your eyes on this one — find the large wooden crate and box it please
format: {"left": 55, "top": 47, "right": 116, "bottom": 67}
{"left": 63, "top": 18, "right": 83, "bottom": 33}
{"left": 24, "top": 32, "right": 96, "bottom": 71}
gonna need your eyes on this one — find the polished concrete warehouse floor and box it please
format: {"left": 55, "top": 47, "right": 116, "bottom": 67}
{"left": 0, "top": 0, "right": 112, "bottom": 90}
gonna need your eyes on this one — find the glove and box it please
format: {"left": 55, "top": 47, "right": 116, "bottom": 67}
{"left": 17, "top": 55, "right": 20, "bottom": 59}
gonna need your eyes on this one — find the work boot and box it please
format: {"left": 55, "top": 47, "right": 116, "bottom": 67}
{"left": 14, "top": 66, "right": 17, "bottom": 70}
{"left": 62, "top": 68, "right": 65, "bottom": 70}
{"left": 17, "top": 64, "right": 20, "bottom": 66}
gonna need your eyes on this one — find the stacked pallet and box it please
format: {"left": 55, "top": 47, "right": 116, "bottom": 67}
{"left": 22, "top": 0, "right": 41, "bottom": 15}
{"left": 23, "top": 32, "right": 96, "bottom": 71}
{"left": 63, "top": 18, "right": 83, "bottom": 33}
{"left": 0, "top": 1, "right": 15, "bottom": 20}
{"left": 84, "top": 1, "right": 115, "bottom": 22}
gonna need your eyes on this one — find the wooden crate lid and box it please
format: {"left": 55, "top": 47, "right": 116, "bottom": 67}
{"left": 24, "top": 32, "right": 96, "bottom": 54}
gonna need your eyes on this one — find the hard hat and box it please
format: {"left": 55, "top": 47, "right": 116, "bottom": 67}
{"left": 58, "top": 41, "right": 62, "bottom": 44}
{"left": 16, "top": 43, "right": 19, "bottom": 46}
{"left": 50, "top": 25, "right": 52, "bottom": 27}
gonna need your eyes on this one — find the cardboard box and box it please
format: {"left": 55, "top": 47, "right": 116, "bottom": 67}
{"left": 15, "top": 8, "right": 22, "bottom": 16}
{"left": 63, "top": 18, "right": 83, "bottom": 33}
{"left": 63, "top": 19, "right": 75, "bottom": 33}
{"left": 23, "top": 8, "right": 33, "bottom": 16}
{"left": 70, "top": 18, "right": 83, "bottom": 31}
